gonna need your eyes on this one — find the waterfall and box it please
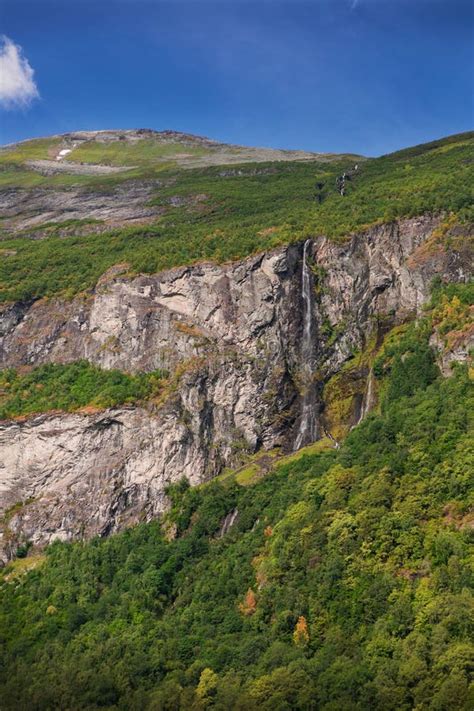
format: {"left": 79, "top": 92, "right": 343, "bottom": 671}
{"left": 218, "top": 508, "right": 239, "bottom": 538}
{"left": 357, "top": 368, "right": 374, "bottom": 425}
{"left": 294, "top": 240, "right": 318, "bottom": 450}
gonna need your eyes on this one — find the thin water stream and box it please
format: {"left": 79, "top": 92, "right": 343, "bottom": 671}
{"left": 294, "top": 240, "right": 318, "bottom": 450}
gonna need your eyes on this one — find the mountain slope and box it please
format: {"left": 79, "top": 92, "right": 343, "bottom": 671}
{"left": 0, "top": 130, "right": 472, "bottom": 708}
{"left": 0, "top": 132, "right": 472, "bottom": 559}
{"left": 0, "top": 131, "right": 472, "bottom": 303}
{"left": 1, "top": 213, "right": 471, "bottom": 558}
{"left": 0, "top": 300, "right": 472, "bottom": 709}
{"left": 0, "top": 128, "right": 360, "bottom": 182}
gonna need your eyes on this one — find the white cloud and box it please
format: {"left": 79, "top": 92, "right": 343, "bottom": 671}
{"left": 0, "top": 35, "right": 39, "bottom": 109}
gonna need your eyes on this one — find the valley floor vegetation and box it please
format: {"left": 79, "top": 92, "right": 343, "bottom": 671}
{"left": 1, "top": 293, "right": 472, "bottom": 710}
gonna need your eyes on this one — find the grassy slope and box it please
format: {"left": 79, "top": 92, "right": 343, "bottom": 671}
{"left": 0, "top": 132, "right": 473, "bottom": 304}
{"left": 0, "top": 315, "right": 472, "bottom": 710}
{"left": 0, "top": 137, "right": 62, "bottom": 164}
{"left": 66, "top": 138, "right": 209, "bottom": 166}
{"left": 0, "top": 134, "right": 329, "bottom": 187}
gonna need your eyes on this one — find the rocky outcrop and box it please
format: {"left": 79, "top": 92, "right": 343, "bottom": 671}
{"left": 3, "top": 215, "right": 466, "bottom": 374}
{"left": 0, "top": 182, "right": 164, "bottom": 233}
{"left": 430, "top": 324, "right": 474, "bottom": 376}
{"left": 0, "top": 215, "right": 471, "bottom": 562}
{"left": 311, "top": 215, "right": 471, "bottom": 372}
{"left": 0, "top": 358, "right": 260, "bottom": 555}
{"left": 0, "top": 247, "right": 301, "bottom": 372}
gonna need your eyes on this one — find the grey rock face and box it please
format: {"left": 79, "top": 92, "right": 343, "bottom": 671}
{"left": 0, "top": 215, "right": 470, "bottom": 562}
{"left": 429, "top": 328, "right": 474, "bottom": 376}
{"left": 0, "top": 183, "right": 163, "bottom": 233}
{"left": 0, "top": 247, "right": 302, "bottom": 372}
{"left": 0, "top": 365, "right": 250, "bottom": 553}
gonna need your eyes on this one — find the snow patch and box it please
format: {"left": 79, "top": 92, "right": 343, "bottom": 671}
{"left": 56, "top": 149, "right": 72, "bottom": 161}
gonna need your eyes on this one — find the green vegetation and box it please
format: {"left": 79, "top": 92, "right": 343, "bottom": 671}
{"left": 0, "top": 133, "right": 472, "bottom": 708}
{"left": 321, "top": 282, "right": 474, "bottom": 440}
{"left": 0, "top": 138, "right": 66, "bottom": 188}
{"left": 0, "top": 167, "right": 43, "bottom": 188}
{"left": 1, "top": 322, "right": 472, "bottom": 709}
{"left": 0, "top": 132, "right": 472, "bottom": 303}
{"left": 0, "top": 361, "right": 167, "bottom": 419}
{"left": 373, "top": 320, "right": 440, "bottom": 408}
{"left": 0, "top": 135, "right": 170, "bottom": 188}
{"left": 0, "top": 137, "right": 61, "bottom": 164}
{"left": 67, "top": 137, "right": 208, "bottom": 166}
{"left": 1, "top": 553, "right": 45, "bottom": 582}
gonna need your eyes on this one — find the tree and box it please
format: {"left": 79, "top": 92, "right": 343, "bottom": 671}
{"left": 196, "top": 668, "right": 219, "bottom": 705}
{"left": 239, "top": 588, "right": 257, "bottom": 616}
{"left": 293, "top": 616, "right": 310, "bottom": 647}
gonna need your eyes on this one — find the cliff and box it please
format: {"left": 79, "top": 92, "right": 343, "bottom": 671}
{"left": 1, "top": 214, "right": 471, "bottom": 562}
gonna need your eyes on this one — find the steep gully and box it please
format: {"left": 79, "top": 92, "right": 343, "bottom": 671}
{"left": 0, "top": 215, "right": 471, "bottom": 561}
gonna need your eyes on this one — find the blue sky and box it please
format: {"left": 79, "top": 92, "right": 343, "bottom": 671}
{"left": 0, "top": 0, "right": 472, "bottom": 155}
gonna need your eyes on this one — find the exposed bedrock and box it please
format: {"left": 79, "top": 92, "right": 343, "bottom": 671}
{"left": 0, "top": 183, "right": 163, "bottom": 233}
{"left": 0, "top": 214, "right": 471, "bottom": 560}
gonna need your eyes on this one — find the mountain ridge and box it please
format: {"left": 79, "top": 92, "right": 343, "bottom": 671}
{"left": 1, "top": 126, "right": 364, "bottom": 158}
{"left": 1, "top": 127, "right": 362, "bottom": 177}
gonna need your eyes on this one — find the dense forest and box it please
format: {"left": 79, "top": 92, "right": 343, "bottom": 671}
{"left": 1, "top": 288, "right": 472, "bottom": 710}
